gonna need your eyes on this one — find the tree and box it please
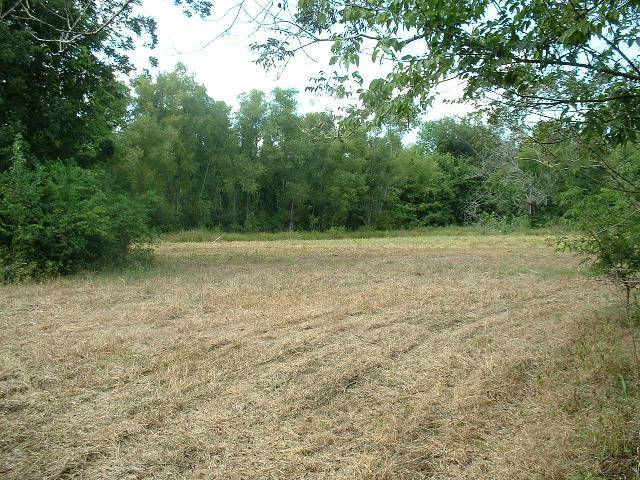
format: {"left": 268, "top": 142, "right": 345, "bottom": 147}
{"left": 560, "top": 144, "right": 640, "bottom": 305}
{"left": 316, "top": 130, "right": 368, "bottom": 228}
{"left": 417, "top": 118, "right": 494, "bottom": 223}
{"left": 394, "top": 146, "right": 449, "bottom": 226}
{"left": 0, "top": 7, "right": 128, "bottom": 165}
{"left": 0, "top": 0, "right": 211, "bottom": 165}
{"left": 248, "top": 0, "right": 639, "bottom": 142}
{"left": 116, "top": 65, "right": 234, "bottom": 228}
{"left": 359, "top": 130, "right": 401, "bottom": 229}
{"left": 231, "top": 90, "right": 268, "bottom": 229}
{"left": 259, "top": 88, "right": 310, "bottom": 231}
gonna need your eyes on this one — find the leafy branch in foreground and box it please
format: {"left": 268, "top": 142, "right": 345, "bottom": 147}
{"left": 244, "top": 0, "right": 640, "bottom": 142}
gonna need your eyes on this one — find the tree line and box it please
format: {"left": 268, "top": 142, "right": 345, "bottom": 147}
{"left": 1, "top": 58, "right": 633, "bottom": 281}
{"left": 110, "top": 65, "right": 606, "bottom": 233}
{"left": 1, "top": 0, "right": 639, "bottom": 296}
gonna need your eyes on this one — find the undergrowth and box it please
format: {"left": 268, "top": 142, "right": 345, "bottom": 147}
{"left": 162, "top": 225, "right": 561, "bottom": 243}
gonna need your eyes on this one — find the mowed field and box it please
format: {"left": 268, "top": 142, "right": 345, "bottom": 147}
{"left": 1, "top": 234, "right": 637, "bottom": 479}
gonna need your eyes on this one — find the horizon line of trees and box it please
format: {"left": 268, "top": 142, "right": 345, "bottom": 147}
{"left": 107, "top": 64, "right": 603, "bottom": 233}
{"left": 1, "top": 49, "right": 631, "bottom": 282}
{"left": 1, "top": 0, "right": 639, "bottom": 308}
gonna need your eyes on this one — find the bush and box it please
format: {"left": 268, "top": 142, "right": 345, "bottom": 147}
{"left": 0, "top": 139, "right": 155, "bottom": 282}
{"left": 559, "top": 188, "right": 640, "bottom": 315}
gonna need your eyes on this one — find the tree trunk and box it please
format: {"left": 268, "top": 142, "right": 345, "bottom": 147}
{"left": 625, "top": 284, "right": 631, "bottom": 320}
{"left": 174, "top": 182, "right": 180, "bottom": 219}
{"left": 245, "top": 194, "right": 251, "bottom": 226}
{"left": 624, "top": 284, "right": 639, "bottom": 379}
{"left": 199, "top": 158, "right": 213, "bottom": 198}
{"left": 289, "top": 199, "right": 294, "bottom": 232}
{"left": 230, "top": 188, "right": 237, "bottom": 226}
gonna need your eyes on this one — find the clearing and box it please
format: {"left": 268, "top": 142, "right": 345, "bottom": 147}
{"left": 1, "top": 234, "right": 637, "bottom": 479}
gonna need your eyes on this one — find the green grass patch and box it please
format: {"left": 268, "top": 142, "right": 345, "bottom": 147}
{"left": 162, "top": 225, "right": 561, "bottom": 243}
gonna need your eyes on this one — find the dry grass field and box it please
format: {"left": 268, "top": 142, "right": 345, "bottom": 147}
{"left": 1, "top": 234, "right": 638, "bottom": 479}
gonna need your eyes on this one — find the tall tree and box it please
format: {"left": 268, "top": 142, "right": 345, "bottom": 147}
{"left": 260, "top": 88, "right": 309, "bottom": 230}
{"left": 0, "top": 0, "right": 211, "bottom": 165}
{"left": 231, "top": 90, "right": 268, "bottom": 228}
{"left": 116, "top": 65, "right": 233, "bottom": 228}
{"left": 358, "top": 131, "right": 400, "bottom": 229}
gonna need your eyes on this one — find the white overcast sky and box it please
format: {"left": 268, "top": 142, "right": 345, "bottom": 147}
{"left": 130, "top": 0, "right": 475, "bottom": 123}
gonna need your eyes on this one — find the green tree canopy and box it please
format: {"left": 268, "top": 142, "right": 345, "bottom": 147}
{"left": 0, "top": 0, "right": 211, "bottom": 165}
{"left": 115, "top": 65, "right": 234, "bottom": 228}
{"left": 250, "top": 0, "right": 639, "bottom": 145}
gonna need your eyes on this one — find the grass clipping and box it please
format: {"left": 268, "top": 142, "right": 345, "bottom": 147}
{"left": 1, "top": 234, "right": 639, "bottom": 479}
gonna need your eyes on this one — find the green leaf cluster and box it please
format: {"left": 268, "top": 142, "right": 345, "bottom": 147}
{"left": 0, "top": 137, "right": 154, "bottom": 282}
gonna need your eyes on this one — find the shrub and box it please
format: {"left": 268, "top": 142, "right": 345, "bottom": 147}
{"left": 0, "top": 138, "right": 154, "bottom": 282}
{"left": 559, "top": 188, "right": 640, "bottom": 316}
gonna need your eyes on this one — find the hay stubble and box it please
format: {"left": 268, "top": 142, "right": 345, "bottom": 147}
{"left": 0, "top": 235, "right": 618, "bottom": 478}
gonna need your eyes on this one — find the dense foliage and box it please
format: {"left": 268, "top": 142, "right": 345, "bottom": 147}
{"left": 106, "top": 66, "right": 604, "bottom": 233}
{"left": 0, "top": 138, "right": 153, "bottom": 282}
{"left": 0, "top": 0, "right": 210, "bottom": 279}
{"left": 108, "top": 68, "right": 488, "bottom": 230}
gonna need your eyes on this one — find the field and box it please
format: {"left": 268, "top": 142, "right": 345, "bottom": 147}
{"left": 1, "top": 234, "right": 638, "bottom": 479}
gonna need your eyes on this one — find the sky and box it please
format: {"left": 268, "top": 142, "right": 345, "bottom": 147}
{"left": 131, "top": 0, "right": 475, "bottom": 123}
